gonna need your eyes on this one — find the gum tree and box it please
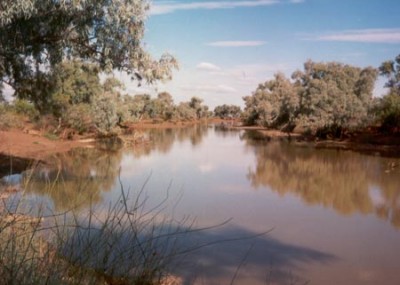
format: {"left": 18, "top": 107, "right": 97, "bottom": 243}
{"left": 242, "top": 60, "right": 378, "bottom": 136}
{"left": 379, "top": 54, "right": 400, "bottom": 96}
{"left": 377, "top": 54, "right": 400, "bottom": 132}
{"left": 243, "top": 72, "right": 298, "bottom": 129}
{"left": 292, "top": 60, "right": 377, "bottom": 135}
{"left": 0, "top": 0, "right": 177, "bottom": 112}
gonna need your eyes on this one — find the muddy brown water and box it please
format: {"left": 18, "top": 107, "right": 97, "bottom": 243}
{"left": 5, "top": 125, "right": 400, "bottom": 285}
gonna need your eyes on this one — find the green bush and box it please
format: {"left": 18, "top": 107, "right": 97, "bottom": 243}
{"left": 91, "top": 93, "right": 118, "bottom": 135}
{"left": 377, "top": 92, "right": 400, "bottom": 133}
{"left": 0, "top": 103, "right": 24, "bottom": 129}
{"left": 13, "top": 99, "right": 40, "bottom": 119}
{"left": 0, "top": 181, "right": 191, "bottom": 285}
{"left": 62, "top": 104, "right": 93, "bottom": 134}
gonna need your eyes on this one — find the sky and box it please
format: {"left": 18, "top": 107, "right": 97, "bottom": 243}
{"left": 122, "top": 0, "right": 400, "bottom": 109}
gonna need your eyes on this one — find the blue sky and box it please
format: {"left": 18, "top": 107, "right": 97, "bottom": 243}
{"left": 126, "top": 0, "right": 400, "bottom": 108}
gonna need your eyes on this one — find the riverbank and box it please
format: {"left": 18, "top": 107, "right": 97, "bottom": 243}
{"left": 1, "top": 120, "right": 400, "bottom": 173}
{"left": 236, "top": 126, "right": 400, "bottom": 157}
{"left": 0, "top": 128, "right": 94, "bottom": 161}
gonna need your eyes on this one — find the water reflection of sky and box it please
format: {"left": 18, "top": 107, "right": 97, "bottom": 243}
{"left": 16, "top": 125, "right": 400, "bottom": 285}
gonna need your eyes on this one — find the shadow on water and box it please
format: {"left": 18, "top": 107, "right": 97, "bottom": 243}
{"left": 0, "top": 154, "right": 35, "bottom": 179}
{"left": 174, "top": 225, "right": 336, "bottom": 284}
{"left": 61, "top": 215, "right": 336, "bottom": 285}
{"left": 6, "top": 125, "right": 398, "bottom": 283}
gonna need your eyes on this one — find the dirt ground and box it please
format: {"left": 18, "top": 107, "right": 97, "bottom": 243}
{"left": 0, "top": 119, "right": 207, "bottom": 161}
{"left": 0, "top": 129, "right": 93, "bottom": 161}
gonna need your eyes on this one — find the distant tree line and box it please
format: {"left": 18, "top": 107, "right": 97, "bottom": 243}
{"left": 0, "top": 60, "right": 213, "bottom": 135}
{"left": 213, "top": 104, "right": 242, "bottom": 119}
{"left": 242, "top": 55, "right": 400, "bottom": 136}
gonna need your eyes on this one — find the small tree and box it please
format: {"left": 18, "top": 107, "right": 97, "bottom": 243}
{"left": 379, "top": 54, "right": 400, "bottom": 96}
{"left": 176, "top": 102, "right": 197, "bottom": 121}
{"left": 156, "top": 92, "right": 175, "bottom": 120}
{"left": 243, "top": 73, "right": 298, "bottom": 129}
{"left": 214, "top": 104, "right": 242, "bottom": 119}
{"left": 377, "top": 54, "right": 400, "bottom": 132}
{"left": 92, "top": 93, "right": 119, "bottom": 135}
{"left": 188, "top": 97, "right": 209, "bottom": 119}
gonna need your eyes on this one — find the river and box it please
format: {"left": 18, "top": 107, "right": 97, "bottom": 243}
{"left": 8, "top": 124, "right": 400, "bottom": 285}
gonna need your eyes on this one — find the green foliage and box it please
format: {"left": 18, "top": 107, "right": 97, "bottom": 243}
{"left": 293, "top": 61, "right": 377, "bottom": 134}
{"left": 376, "top": 54, "right": 400, "bottom": 133}
{"left": 376, "top": 92, "right": 400, "bottom": 133}
{"left": 242, "top": 60, "right": 378, "bottom": 136}
{"left": 53, "top": 61, "right": 102, "bottom": 105}
{"left": 13, "top": 99, "right": 39, "bottom": 120}
{"left": 0, "top": 103, "right": 22, "bottom": 129}
{"left": 102, "top": 77, "right": 125, "bottom": 93}
{"left": 175, "top": 102, "right": 197, "bottom": 121}
{"left": 214, "top": 104, "right": 242, "bottom": 119}
{"left": 243, "top": 73, "right": 298, "bottom": 129}
{"left": 124, "top": 94, "right": 152, "bottom": 121}
{"left": 189, "top": 96, "right": 209, "bottom": 119}
{"left": 0, "top": 0, "right": 177, "bottom": 112}
{"left": 62, "top": 103, "right": 93, "bottom": 134}
{"left": 379, "top": 54, "right": 400, "bottom": 96}
{"left": 91, "top": 93, "right": 119, "bottom": 135}
{"left": 156, "top": 92, "right": 175, "bottom": 120}
{"left": 50, "top": 60, "right": 102, "bottom": 117}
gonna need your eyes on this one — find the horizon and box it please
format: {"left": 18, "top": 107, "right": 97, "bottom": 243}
{"left": 3, "top": 0, "right": 400, "bottom": 109}
{"left": 137, "top": 0, "right": 399, "bottom": 108}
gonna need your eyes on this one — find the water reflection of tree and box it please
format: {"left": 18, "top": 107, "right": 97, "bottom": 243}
{"left": 245, "top": 138, "right": 400, "bottom": 228}
{"left": 175, "top": 124, "right": 209, "bottom": 147}
{"left": 23, "top": 126, "right": 210, "bottom": 211}
{"left": 213, "top": 124, "right": 242, "bottom": 139}
{"left": 24, "top": 148, "right": 122, "bottom": 211}
{"left": 129, "top": 125, "right": 209, "bottom": 158}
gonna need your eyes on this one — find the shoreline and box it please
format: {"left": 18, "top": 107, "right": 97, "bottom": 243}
{"left": 1, "top": 120, "right": 400, "bottom": 176}
{"left": 233, "top": 126, "right": 400, "bottom": 157}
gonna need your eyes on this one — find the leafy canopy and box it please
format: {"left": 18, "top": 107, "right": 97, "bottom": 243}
{"left": 379, "top": 54, "right": 400, "bottom": 96}
{"left": 0, "top": 0, "right": 177, "bottom": 110}
{"left": 377, "top": 54, "right": 400, "bottom": 132}
{"left": 242, "top": 60, "right": 378, "bottom": 135}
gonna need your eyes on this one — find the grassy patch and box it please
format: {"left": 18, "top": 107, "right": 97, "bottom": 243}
{"left": 44, "top": 132, "right": 59, "bottom": 141}
{"left": 0, "top": 177, "right": 192, "bottom": 285}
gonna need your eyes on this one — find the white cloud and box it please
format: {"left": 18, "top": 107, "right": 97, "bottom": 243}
{"left": 150, "top": 0, "right": 280, "bottom": 15}
{"left": 310, "top": 28, "right": 400, "bottom": 44}
{"left": 181, "top": 84, "right": 237, "bottom": 93}
{"left": 198, "top": 163, "right": 215, "bottom": 173}
{"left": 289, "top": 0, "right": 304, "bottom": 3}
{"left": 155, "top": 61, "right": 293, "bottom": 109}
{"left": 206, "top": 41, "right": 266, "bottom": 47}
{"left": 196, "top": 62, "right": 221, "bottom": 71}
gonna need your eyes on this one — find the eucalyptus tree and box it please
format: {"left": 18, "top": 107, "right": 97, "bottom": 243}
{"left": 292, "top": 60, "right": 377, "bottom": 134}
{"left": 243, "top": 73, "right": 298, "bottom": 129}
{"left": 0, "top": 0, "right": 177, "bottom": 112}
{"left": 214, "top": 104, "right": 242, "bottom": 119}
{"left": 377, "top": 54, "right": 400, "bottom": 132}
{"left": 189, "top": 96, "right": 209, "bottom": 119}
{"left": 379, "top": 54, "right": 400, "bottom": 96}
{"left": 155, "top": 92, "right": 175, "bottom": 120}
{"left": 175, "top": 102, "right": 197, "bottom": 121}
{"left": 242, "top": 60, "right": 378, "bottom": 135}
{"left": 51, "top": 61, "right": 102, "bottom": 115}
